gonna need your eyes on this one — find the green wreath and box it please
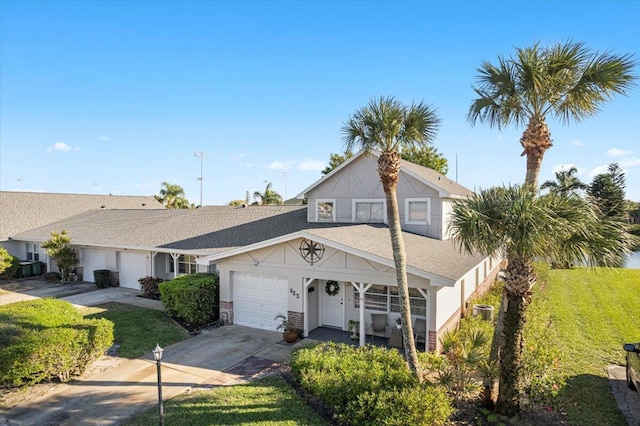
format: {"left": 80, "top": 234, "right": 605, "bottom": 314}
{"left": 325, "top": 280, "right": 339, "bottom": 296}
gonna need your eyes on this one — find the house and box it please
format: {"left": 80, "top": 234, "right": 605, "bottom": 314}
{"left": 6, "top": 152, "right": 501, "bottom": 351}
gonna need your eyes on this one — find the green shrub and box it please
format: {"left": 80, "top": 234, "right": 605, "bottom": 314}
{"left": 0, "top": 299, "right": 114, "bottom": 387}
{"left": 159, "top": 273, "right": 218, "bottom": 329}
{"left": 0, "top": 255, "right": 20, "bottom": 279}
{"left": 44, "top": 271, "right": 62, "bottom": 282}
{"left": 93, "top": 269, "right": 112, "bottom": 288}
{"left": 138, "top": 276, "right": 164, "bottom": 299}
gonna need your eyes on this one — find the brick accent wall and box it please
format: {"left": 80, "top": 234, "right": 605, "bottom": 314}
{"left": 288, "top": 310, "right": 304, "bottom": 332}
{"left": 428, "top": 331, "right": 437, "bottom": 352}
{"left": 220, "top": 300, "right": 234, "bottom": 325}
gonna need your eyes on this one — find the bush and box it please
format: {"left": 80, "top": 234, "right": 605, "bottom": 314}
{"left": 44, "top": 271, "right": 62, "bottom": 282}
{"left": 0, "top": 255, "right": 20, "bottom": 279}
{"left": 138, "top": 276, "right": 164, "bottom": 299}
{"left": 159, "top": 273, "right": 218, "bottom": 330}
{"left": 94, "top": 269, "right": 112, "bottom": 288}
{"left": 0, "top": 299, "right": 114, "bottom": 387}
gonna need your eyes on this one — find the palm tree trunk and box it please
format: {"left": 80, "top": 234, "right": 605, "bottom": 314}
{"left": 520, "top": 117, "right": 552, "bottom": 188}
{"left": 378, "top": 152, "right": 421, "bottom": 380}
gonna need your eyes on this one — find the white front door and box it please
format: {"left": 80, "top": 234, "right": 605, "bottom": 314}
{"left": 322, "top": 280, "right": 344, "bottom": 328}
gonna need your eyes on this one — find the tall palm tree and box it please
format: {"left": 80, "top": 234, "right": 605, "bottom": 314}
{"left": 540, "top": 166, "right": 587, "bottom": 195}
{"left": 155, "top": 182, "right": 191, "bottom": 209}
{"left": 449, "top": 185, "right": 634, "bottom": 415}
{"left": 253, "top": 182, "right": 283, "bottom": 205}
{"left": 342, "top": 95, "right": 440, "bottom": 379}
{"left": 468, "top": 41, "right": 636, "bottom": 188}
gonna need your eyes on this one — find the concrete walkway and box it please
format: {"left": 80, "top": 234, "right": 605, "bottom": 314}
{"left": 608, "top": 365, "right": 640, "bottom": 426}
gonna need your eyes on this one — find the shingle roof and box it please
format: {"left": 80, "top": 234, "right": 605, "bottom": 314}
{"left": 0, "top": 191, "right": 164, "bottom": 241}
{"left": 399, "top": 158, "right": 473, "bottom": 198}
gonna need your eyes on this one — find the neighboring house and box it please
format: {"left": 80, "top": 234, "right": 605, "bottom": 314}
{"left": 6, "top": 152, "right": 501, "bottom": 351}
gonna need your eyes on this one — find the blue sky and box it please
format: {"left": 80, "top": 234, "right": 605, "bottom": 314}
{"left": 1, "top": 0, "right": 639, "bottom": 205}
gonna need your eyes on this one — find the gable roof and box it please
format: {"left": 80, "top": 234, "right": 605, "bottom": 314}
{"left": 296, "top": 150, "right": 473, "bottom": 199}
{"left": 0, "top": 191, "right": 164, "bottom": 241}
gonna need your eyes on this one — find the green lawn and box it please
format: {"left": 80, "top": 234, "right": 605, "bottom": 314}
{"left": 81, "top": 302, "right": 189, "bottom": 358}
{"left": 123, "top": 376, "right": 328, "bottom": 425}
{"left": 542, "top": 267, "right": 640, "bottom": 425}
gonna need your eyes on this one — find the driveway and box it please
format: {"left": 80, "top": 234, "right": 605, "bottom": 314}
{"left": 608, "top": 365, "right": 640, "bottom": 426}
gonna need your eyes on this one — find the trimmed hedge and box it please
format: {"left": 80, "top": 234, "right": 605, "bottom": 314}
{"left": 159, "top": 273, "right": 218, "bottom": 330}
{"left": 94, "top": 269, "right": 112, "bottom": 288}
{"left": 0, "top": 299, "right": 114, "bottom": 387}
{"left": 0, "top": 255, "right": 20, "bottom": 279}
{"left": 290, "top": 343, "right": 453, "bottom": 425}
{"left": 138, "top": 276, "right": 164, "bottom": 300}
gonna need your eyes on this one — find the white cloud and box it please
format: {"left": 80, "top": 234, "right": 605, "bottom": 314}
{"left": 570, "top": 139, "right": 583, "bottom": 147}
{"left": 552, "top": 163, "right": 581, "bottom": 174}
{"left": 48, "top": 142, "right": 80, "bottom": 152}
{"left": 620, "top": 158, "right": 640, "bottom": 168}
{"left": 99, "top": 136, "right": 110, "bottom": 142}
{"left": 607, "top": 148, "right": 630, "bottom": 157}
{"left": 588, "top": 164, "right": 610, "bottom": 178}
{"left": 268, "top": 160, "right": 295, "bottom": 170}
{"left": 298, "top": 158, "right": 325, "bottom": 172}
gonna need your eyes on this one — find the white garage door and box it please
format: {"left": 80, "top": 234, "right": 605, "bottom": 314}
{"left": 118, "top": 252, "right": 148, "bottom": 289}
{"left": 83, "top": 249, "right": 106, "bottom": 282}
{"left": 233, "top": 273, "right": 288, "bottom": 330}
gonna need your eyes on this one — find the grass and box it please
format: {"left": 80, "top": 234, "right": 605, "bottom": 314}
{"left": 542, "top": 267, "right": 640, "bottom": 425}
{"left": 123, "top": 375, "right": 328, "bottom": 425}
{"left": 81, "top": 302, "right": 189, "bottom": 358}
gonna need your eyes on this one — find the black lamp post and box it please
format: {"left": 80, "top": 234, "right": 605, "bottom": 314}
{"left": 152, "top": 343, "right": 164, "bottom": 426}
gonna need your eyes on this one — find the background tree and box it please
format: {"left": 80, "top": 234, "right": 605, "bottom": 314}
{"left": 321, "top": 150, "right": 354, "bottom": 175}
{"left": 449, "top": 185, "right": 633, "bottom": 415}
{"left": 342, "top": 95, "right": 440, "bottom": 379}
{"left": 588, "top": 163, "right": 626, "bottom": 219}
{"left": 253, "top": 182, "right": 283, "bottom": 205}
{"left": 323, "top": 146, "right": 449, "bottom": 175}
{"left": 468, "top": 41, "right": 636, "bottom": 188}
{"left": 41, "top": 230, "right": 79, "bottom": 282}
{"left": 154, "top": 182, "right": 192, "bottom": 209}
{"left": 540, "top": 166, "right": 587, "bottom": 195}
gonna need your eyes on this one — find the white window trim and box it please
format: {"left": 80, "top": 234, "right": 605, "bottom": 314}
{"left": 315, "top": 199, "right": 336, "bottom": 222}
{"left": 405, "top": 198, "right": 431, "bottom": 225}
{"left": 352, "top": 199, "right": 387, "bottom": 223}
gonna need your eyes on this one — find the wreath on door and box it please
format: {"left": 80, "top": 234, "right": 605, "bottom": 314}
{"left": 325, "top": 280, "right": 339, "bottom": 296}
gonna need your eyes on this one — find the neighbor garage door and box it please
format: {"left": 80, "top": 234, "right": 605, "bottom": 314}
{"left": 83, "top": 249, "right": 106, "bottom": 282}
{"left": 118, "top": 252, "right": 148, "bottom": 289}
{"left": 233, "top": 272, "right": 288, "bottom": 330}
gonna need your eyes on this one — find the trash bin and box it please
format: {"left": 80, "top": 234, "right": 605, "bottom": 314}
{"left": 32, "top": 261, "right": 42, "bottom": 275}
{"left": 19, "top": 262, "right": 33, "bottom": 278}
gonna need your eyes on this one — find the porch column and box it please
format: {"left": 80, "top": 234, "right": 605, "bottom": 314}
{"left": 151, "top": 251, "right": 157, "bottom": 277}
{"left": 417, "top": 288, "right": 429, "bottom": 352}
{"left": 303, "top": 278, "right": 315, "bottom": 337}
{"left": 351, "top": 282, "right": 372, "bottom": 347}
{"left": 170, "top": 253, "right": 180, "bottom": 279}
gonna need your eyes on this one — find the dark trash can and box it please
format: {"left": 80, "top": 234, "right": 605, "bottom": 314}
{"left": 32, "top": 261, "right": 42, "bottom": 275}
{"left": 19, "top": 262, "right": 33, "bottom": 278}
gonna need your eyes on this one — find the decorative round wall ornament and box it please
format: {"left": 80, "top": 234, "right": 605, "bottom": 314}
{"left": 299, "top": 239, "right": 325, "bottom": 265}
{"left": 325, "top": 280, "right": 339, "bottom": 296}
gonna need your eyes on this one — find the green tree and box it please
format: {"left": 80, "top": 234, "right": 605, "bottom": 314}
{"left": 342, "top": 95, "right": 441, "bottom": 380}
{"left": 449, "top": 186, "right": 633, "bottom": 415}
{"left": 588, "top": 163, "right": 626, "bottom": 219}
{"left": 540, "top": 166, "right": 587, "bottom": 195}
{"left": 41, "top": 230, "right": 79, "bottom": 282}
{"left": 468, "top": 41, "right": 636, "bottom": 188}
{"left": 253, "top": 182, "right": 283, "bottom": 205}
{"left": 155, "top": 182, "right": 192, "bottom": 209}
{"left": 0, "top": 247, "right": 12, "bottom": 275}
{"left": 321, "top": 150, "right": 354, "bottom": 175}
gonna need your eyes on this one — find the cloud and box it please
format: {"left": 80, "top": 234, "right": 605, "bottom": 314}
{"left": 298, "top": 158, "right": 325, "bottom": 171}
{"left": 552, "top": 163, "right": 581, "bottom": 174}
{"left": 588, "top": 164, "right": 610, "bottom": 178}
{"left": 620, "top": 158, "right": 640, "bottom": 168}
{"left": 607, "top": 148, "right": 630, "bottom": 157}
{"left": 570, "top": 139, "right": 583, "bottom": 147}
{"left": 99, "top": 136, "right": 110, "bottom": 142}
{"left": 47, "top": 142, "right": 80, "bottom": 152}
{"left": 268, "top": 160, "right": 295, "bottom": 170}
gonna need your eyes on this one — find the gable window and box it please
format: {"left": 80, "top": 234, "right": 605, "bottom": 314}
{"left": 316, "top": 199, "right": 335, "bottom": 222}
{"left": 26, "top": 244, "right": 39, "bottom": 261}
{"left": 169, "top": 255, "right": 197, "bottom": 274}
{"left": 354, "top": 284, "right": 426, "bottom": 316}
{"left": 353, "top": 199, "right": 385, "bottom": 223}
{"left": 405, "top": 198, "right": 431, "bottom": 225}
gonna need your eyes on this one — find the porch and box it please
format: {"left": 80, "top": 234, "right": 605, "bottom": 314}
{"left": 305, "top": 326, "right": 427, "bottom": 352}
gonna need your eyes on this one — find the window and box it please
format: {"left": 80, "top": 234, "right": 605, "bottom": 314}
{"left": 26, "top": 244, "right": 39, "bottom": 261}
{"left": 169, "top": 255, "right": 197, "bottom": 274}
{"left": 316, "top": 200, "right": 335, "bottom": 222}
{"left": 355, "top": 284, "right": 426, "bottom": 316}
{"left": 405, "top": 198, "right": 431, "bottom": 225}
{"left": 353, "top": 199, "right": 385, "bottom": 223}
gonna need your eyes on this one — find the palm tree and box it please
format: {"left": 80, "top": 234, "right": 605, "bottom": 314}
{"left": 342, "top": 95, "right": 440, "bottom": 380}
{"left": 540, "top": 166, "right": 587, "bottom": 195}
{"left": 468, "top": 41, "right": 636, "bottom": 188}
{"left": 449, "top": 185, "right": 634, "bottom": 415}
{"left": 155, "top": 182, "right": 191, "bottom": 209}
{"left": 253, "top": 182, "right": 283, "bottom": 205}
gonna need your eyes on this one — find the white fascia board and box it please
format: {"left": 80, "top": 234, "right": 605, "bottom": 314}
{"left": 400, "top": 168, "right": 452, "bottom": 198}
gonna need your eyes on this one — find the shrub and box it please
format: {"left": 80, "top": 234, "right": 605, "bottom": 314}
{"left": 159, "top": 273, "right": 218, "bottom": 330}
{"left": 94, "top": 269, "right": 112, "bottom": 288}
{"left": 0, "top": 299, "right": 114, "bottom": 387}
{"left": 0, "top": 255, "right": 20, "bottom": 279}
{"left": 138, "top": 276, "right": 164, "bottom": 300}
{"left": 44, "top": 271, "right": 62, "bottom": 282}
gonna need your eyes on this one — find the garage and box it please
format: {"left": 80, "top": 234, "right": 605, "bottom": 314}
{"left": 82, "top": 248, "right": 106, "bottom": 282}
{"left": 118, "top": 251, "right": 148, "bottom": 289}
{"left": 233, "top": 272, "right": 288, "bottom": 330}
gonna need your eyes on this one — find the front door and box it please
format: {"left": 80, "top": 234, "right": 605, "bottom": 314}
{"left": 322, "top": 280, "right": 344, "bottom": 328}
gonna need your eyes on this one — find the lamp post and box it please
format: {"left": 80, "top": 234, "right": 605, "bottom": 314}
{"left": 152, "top": 343, "right": 164, "bottom": 426}
{"left": 194, "top": 151, "right": 208, "bottom": 207}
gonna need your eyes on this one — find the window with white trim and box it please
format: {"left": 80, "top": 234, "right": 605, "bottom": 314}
{"left": 26, "top": 244, "right": 39, "bottom": 261}
{"left": 405, "top": 198, "right": 431, "bottom": 225}
{"left": 169, "top": 255, "right": 197, "bottom": 274}
{"left": 316, "top": 199, "right": 335, "bottom": 222}
{"left": 354, "top": 284, "right": 426, "bottom": 316}
{"left": 353, "top": 199, "right": 385, "bottom": 223}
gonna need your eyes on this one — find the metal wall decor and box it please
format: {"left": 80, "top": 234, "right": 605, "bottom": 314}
{"left": 299, "top": 239, "right": 325, "bottom": 265}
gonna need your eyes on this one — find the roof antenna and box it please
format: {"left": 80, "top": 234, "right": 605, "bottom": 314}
{"left": 455, "top": 153, "right": 458, "bottom": 183}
